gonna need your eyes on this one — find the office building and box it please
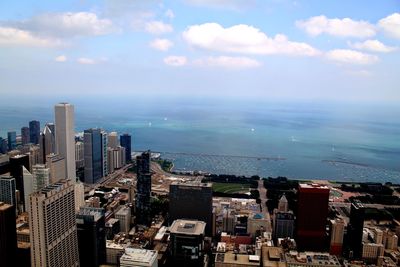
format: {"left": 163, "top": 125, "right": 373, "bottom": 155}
{"left": 39, "top": 124, "right": 55, "bottom": 163}
{"left": 75, "top": 181, "right": 84, "bottom": 212}
{"left": 55, "top": 103, "right": 76, "bottom": 182}
{"left": 296, "top": 183, "right": 330, "bottom": 251}
{"left": 9, "top": 154, "right": 30, "bottom": 209}
{"left": 120, "top": 248, "right": 158, "bottom": 267}
{"left": 278, "top": 194, "right": 288, "bottom": 212}
{"left": 0, "top": 175, "right": 17, "bottom": 207}
{"left": 107, "top": 148, "right": 115, "bottom": 174}
{"left": 330, "top": 218, "right": 345, "bottom": 256}
{"left": 0, "top": 202, "right": 17, "bottom": 267}
{"left": 29, "top": 180, "right": 79, "bottom": 267}
{"left": 75, "top": 141, "right": 84, "bottom": 169}
{"left": 348, "top": 201, "right": 365, "bottom": 259}
{"left": 108, "top": 132, "right": 118, "bottom": 149}
{"left": 21, "top": 127, "right": 30, "bottom": 145}
{"left": 22, "top": 166, "right": 33, "bottom": 212}
{"left": 0, "top": 137, "right": 7, "bottom": 154}
{"left": 32, "top": 164, "right": 50, "bottom": 192}
{"left": 170, "top": 219, "right": 206, "bottom": 267}
{"left": 120, "top": 133, "right": 132, "bottom": 162}
{"left": 29, "top": 145, "right": 42, "bottom": 167}
{"left": 84, "top": 128, "right": 108, "bottom": 184}
{"left": 274, "top": 211, "right": 295, "bottom": 240}
{"left": 46, "top": 153, "right": 66, "bottom": 184}
{"left": 107, "top": 146, "right": 126, "bottom": 173}
{"left": 215, "top": 253, "right": 260, "bottom": 267}
{"left": 285, "top": 251, "right": 340, "bottom": 267}
{"left": 29, "top": 120, "right": 40, "bottom": 145}
{"left": 135, "top": 150, "right": 152, "bottom": 225}
{"left": 169, "top": 181, "right": 213, "bottom": 235}
{"left": 115, "top": 206, "right": 131, "bottom": 233}
{"left": 76, "top": 207, "right": 106, "bottom": 267}
{"left": 247, "top": 213, "right": 270, "bottom": 237}
{"left": 8, "top": 131, "right": 17, "bottom": 151}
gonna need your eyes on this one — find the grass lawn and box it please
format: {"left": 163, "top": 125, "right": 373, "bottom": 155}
{"left": 212, "top": 182, "right": 250, "bottom": 194}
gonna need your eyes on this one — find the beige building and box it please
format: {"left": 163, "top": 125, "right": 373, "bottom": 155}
{"left": 29, "top": 180, "right": 79, "bottom": 267}
{"left": 55, "top": 103, "right": 76, "bottom": 182}
{"left": 32, "top": 164, "right": 50, "bottom": 192}
{"left": 108, "top": 132, "right": 119, "bottom": 149}
{"left": 215, "top": 253, "right": 260, "bottom": 267}
{"left": 262, "top": 246, "right": 287, "bottom": 267}
{"left": 75, "top": 141, "right": 84, "bottom": 169}
{"left": 120, "top": 248, "right": 158, "bottom": 267}
{"left": 46, "top": 153, "right": 66, "bottom": 183}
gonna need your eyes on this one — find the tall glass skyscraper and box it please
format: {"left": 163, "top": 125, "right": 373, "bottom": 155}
{"left": 29, "top": 120, "right": 40, "bottom": 145}
{"left": 120, "top": 133, "right": 132, "bottom": 162}
{"left": 84, "top": 129, "right": 108, "bottom": 184}
{"left": 7, "top": 131, "right": 16, "bottom": 151}
{"left": 21, "top": 127, "right": 30, "bottom": 145}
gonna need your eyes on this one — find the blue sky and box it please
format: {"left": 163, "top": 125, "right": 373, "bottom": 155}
{"left": 0, "top": 0, "right": 399, "bottom": 102}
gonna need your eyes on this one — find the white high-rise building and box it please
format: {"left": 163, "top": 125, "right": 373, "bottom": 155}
{"left": 55, "top": 103, "right": 76, "bottom": 182}
{"left": 22, "top": 166, "right": 33, "bottom": 212}
{"left": 32, "top": 164, "right": 50, "bottom": 192}
{"left": 74, "top": 181, "right": 85, "bottom": 212}
{"left": 29, "top": 180, "right": 79, "bottom": 267}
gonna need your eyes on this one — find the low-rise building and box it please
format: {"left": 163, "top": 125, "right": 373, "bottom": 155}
{"left": 120, "top": 248, "right": 158, "bottom": 267}
{"left": 215, "top": 253, "right": 260, "bottom": 267}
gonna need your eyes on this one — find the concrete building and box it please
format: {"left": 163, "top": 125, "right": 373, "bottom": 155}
{"left": 362, "top": 242, "right": 384, "bottom": 261}
{"left": 135, "top": 151, "right": 152, "bottom": 225}
{"left": 296, "top": 183, "right": 330, "bottom": 251}
{"left": 108, "top": 146, "right": 126, "bottom": 173}
{"left": 285, "top": 251, "right": 340, "bottom": 267}
{"left": 215, "top": 253, "right": 260, "bottom": 267}
{"left": 108, "top": 132, "right": 118, "bottom": 149}
{"left": 120, "top": 133, "right": 132, "bottom": 162}
{"left": 55, "top": 103, "right": 76, "bottom": 182}
{"left": 84, "top": 128, "right": 108, "bottom": 184}
{"left": 274, "top": 211, "right": 295, "bottom": 240}
{"left": 0, "top": 175, "right": 17, "bottom": 207}
{"left": 115, "top": 206, "right": 131, "bottom": 233}
{"left": 170, "top": 219, "right": 206, "bottom": 267}
{"left": 29, "top": 120, "right": 40, "bottom": 145}
{"left": 29, "top": 180, "right": 79, "bottom": 267}
{"left": 278, "top": 194, "right": 288, "bottom": 212}
{"left": 29, "top": 145, "right": 42, "bottom": 167}
{"left": 106, "top": 240, "right": 126, "bottom": 265}
{"left": 76, "top": 207, "right": 106, "bottom": 267}
{"left": 22, "top": 166, "right": 33, "bottom": 212}
{"left": 262, "top": 246, "right": 287, "bottom": 267}
{"left": 169, "top": 181, "right": 213, "bottom": 235}
{"left": 74, "top": 181, "right": 85, "bottom": 212}
{"left": 120, "top": 248, "right": 158, "bottom": 267}
{"left": 247, "top": 213, "right": 270, "bottom": 237}
{"left": 0, "top": 202, "right": 17, "bottom": 267}
{"left": 75, "top": 141, "right": 84, "bottom": 169}
{"left": 329, "top": 218, "right": 345, "bottom": 256}
{"left": 32, "top": 164, "right": 50, "bottom": 192}
{"left": 21, "top": 127, "right": 30, "bottom": 145}
{"left": 46, "top": 153, "right": 66, "bottom": 184}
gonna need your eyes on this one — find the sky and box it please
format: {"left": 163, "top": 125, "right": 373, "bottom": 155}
{"left": 0, "top": 0, "right": 399, "bottom": 102}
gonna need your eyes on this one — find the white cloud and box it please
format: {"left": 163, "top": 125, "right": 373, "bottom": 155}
{"left": 378, "top": 13, "right": 400, "bottom": 39}
{"left": 164, "top": 9, "right": 175, "bottom": 19}
{"left": 77, "top": 57, "right": 96, "bottom": 64}
{"left": 296, "top": 15, "right": 376, "bottom": 38}
{"left": 182, "top": 23, "right": 320, "bottom": 56}
{"left": 145, "top": 21, "right": 173, "bottom": 35}
{"left": 163, "top": 56, "right": 187, "bottom": 66}
{"left": 149, "top": 38, "right": 173, "bottom": 51}
{"left": 326, "top": 49, "right": 379, "bottom": 65}
{"left": 193, "top": 56, "right": 261, "bottom": 69}
{"left": 23, "top": 12, "right": 117, "bottom": 37}
{"left": 55, "top": 55, "right": 67, "bottom": 62}
{"left": 349, "top": 40, "right": 397, "bottom": 53}
{"left": 0, "top": 26, "right": 62, "bottom": 47}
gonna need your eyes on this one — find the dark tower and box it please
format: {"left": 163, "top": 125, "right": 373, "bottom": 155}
{"left": 347, "top": 200, "right": 365, "bottom": 259}
{"left": 0, "top": 202, "right": 17, "bottom": 267}
{"left": 29, "top": 120, "right": 40, "bottom": 145}
{"left": 296, "top": 183, "right": 330, "bottom": 251}
{"left": 135, "top": 150, "right": 151, "bottom": 225}
{"left": 21, "top": 127, "right": 30, "bottom": 145}
{"left": 9, "top": 155, "right": 30, "bottom": 209}
{"left": 120, "top": 134, "right": 132, "bottom": 162}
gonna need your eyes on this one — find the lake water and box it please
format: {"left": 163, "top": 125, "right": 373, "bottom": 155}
{"left": 1, "top": 97, "right": 399, "bottom": 182}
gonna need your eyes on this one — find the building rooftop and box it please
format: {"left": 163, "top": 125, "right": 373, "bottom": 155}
{"left": 285, "top": 251, "right": 340, "bottom": 266}
{"left": 171, "top": 180, "right": 212, "bottom": 188}
{"left": 120, "top": 248, "right": 157, "bottom": 265}
{"left": 262, "top": 246, "right": 287, "bottom": 267}
{"left": 299, "top": 183, "right": 329, "bottom": 190}
{"left": 215, "top": 253, "right": 260, "bottom": 266}
{"left": 169, "top": 219, "right": 206, "bottom": 235}
{"left": 0, "top": 202, "right": 13, "bottom": 211}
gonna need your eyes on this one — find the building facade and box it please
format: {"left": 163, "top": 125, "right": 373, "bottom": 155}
{"left": 29, "top": 120, "right": 40, "bottom": 145}
{"left": 120, "top": 134, "right": 132, "bottom": 162}
{"left": 84, "top": 128, "right": 108, "bottom": 184}
{"left": 0, "top": 202, "right": 17, "bottom": 267}
{"left": 135, "top": 151, "right": 151, "bottom": 225}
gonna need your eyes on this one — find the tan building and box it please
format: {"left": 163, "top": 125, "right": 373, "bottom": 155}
{"left": 46, "top": 153, "right": 66, "bottom": 183}
{"left": 215, "top": 252, "right": 260, "bottom": 267}
{"left": 262, "top": 246, "right": 287, "bottom": 267}
{"left": 29, "top": 180, "right": 79, "bottom": 267}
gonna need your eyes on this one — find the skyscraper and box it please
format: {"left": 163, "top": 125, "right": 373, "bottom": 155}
{"left": 0, "top": 137, "right": 7, "bottom": 154}
{"left": 0, "top": 175, "right": 17, "bottom": 207}
{"left": 22, "top": 166, "right": 33, "bottom": 212}
{"left": 108, "top": 132, "right": 118, "bottom": 149}
{"left": 32, "top": 164, "right": 50, "bottom": 192}
{"left": 9, "top": 154, "right": 30, "bottom": 209}
{"left": 76, "top": 207, "right": 106, "bottom": 267}
{"left": 330, "top": 218, "right": 345, "bottom": 256}
{"left": 135, "top": 150, "right": 151, "bottom": 225}
{"left": 347, "top": 200, "right": 365, "bottom": 259}
{"left": 84, "top": 128, "right": 108, "bottom": 184}
{"left": 39, "top": 124, "right": 55, "bottom": 163}
{"left": 55, "top": 103, "right": 76, "bottom": 182}
{"left": 7, "top": 131, "right": 17, "bottom": 151}
{"left": 29, "top": 180, "right": 80, "bottom": 267}
{"left": 120, "top": 133, "right": 132, "bottom": 162}
{"left": 0, "top": 202, "right": 17, "bottom": 267}
{"left": 29, "top": 120, "right": 40, "bottom": 145}
{"left": 169, "top": 181, "right": 213, "bottom": 235}
{"left": 75, "top": 141, "right": 84, "bottom": 169}
{"left": 46, "top": 153, "right": 66, "bottom": 184}
{"left": 296, "top": 183, "right": 330, "bottom": 251}
{"left": 21, "top": 127, "right": 30, "bottom": 145}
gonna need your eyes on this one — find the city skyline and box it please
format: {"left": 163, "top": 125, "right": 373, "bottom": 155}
{"left": 0, "top": 0, "right": 399, "bottom": 102}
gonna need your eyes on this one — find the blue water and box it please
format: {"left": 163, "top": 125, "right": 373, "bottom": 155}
{"left": 0, "top": 97, "right": 399, "bottom": 182}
